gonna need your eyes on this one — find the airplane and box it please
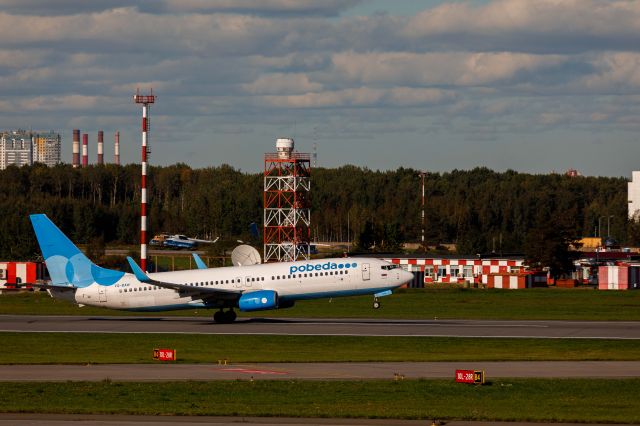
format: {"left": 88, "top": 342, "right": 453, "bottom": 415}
{"left": 30, "top": 214, "right": 414, "bottom": 323}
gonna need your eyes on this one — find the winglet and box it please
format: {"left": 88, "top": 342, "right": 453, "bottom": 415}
{"left": 192, "top": 253, "right": 207, "bottom": 270}
{"left": 127, "top": 256, "right": 150, "bottom": 282}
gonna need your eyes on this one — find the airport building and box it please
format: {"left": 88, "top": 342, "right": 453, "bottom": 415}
{"left": 360, "top": 254, "right": 534, "bottom": 288}
{"left": 0, "top": 261, "right": 46, "bottom": 288}
{"left": 374, "top": 252, "right": 640, "bottom": 290}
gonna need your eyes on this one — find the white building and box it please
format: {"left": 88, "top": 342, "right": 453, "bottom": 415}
{"left": 0, "top": 131, "right": 33, "bottom": 169}
{"left": 0, "top": 130, "right": 61, "bottom": 169}
{"left": 628, "top": 171, "right": 640, "bottom": 220}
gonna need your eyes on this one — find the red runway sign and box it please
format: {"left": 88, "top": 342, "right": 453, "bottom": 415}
{"left": 455, "top": 369, "right": 485, "bottom": 384}
{"left": 153, "top": 348, "right": 176, "bottom": 361}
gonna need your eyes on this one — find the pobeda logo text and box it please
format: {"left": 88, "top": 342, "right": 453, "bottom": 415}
{"left": 289, "top": 262, "right": 358, "bottom": 275}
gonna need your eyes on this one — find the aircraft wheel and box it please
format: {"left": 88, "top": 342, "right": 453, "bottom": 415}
{"left": 225, "top": 309, "right": 237, "bottom": 323}
{"left": 213, "top": 310, "right": 224, "bottom": 323}
{"left": 373, "top": 299, "right": 381, "bottom": 309}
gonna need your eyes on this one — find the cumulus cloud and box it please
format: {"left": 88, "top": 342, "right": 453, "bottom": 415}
{"left": 331, "top": 51, "right": 566, "bottom": 86}
{"left": 580, "top": 52, "right": 640, "bottom": 90}
{"left": 0, "top": 0, "right": 363, "bottom": 17}
{"left": 402, "top": 0, "right": 640, "bottom": 53}
{"left": 242, "top": 73, "right": 323, "bottom": 95}
{"left": 1, "top": 0, "right": 640, "bottom": 175}
{"left": 260, "top": 87, "right": 454, "bottom": 108}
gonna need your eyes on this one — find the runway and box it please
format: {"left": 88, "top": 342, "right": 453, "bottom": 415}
{"left": 0, "top": 414, "right": 628, "bottom": 426}
{"left": 1, "top": 361, "right": 639, "bottom": 381}
{"left": 1, "top": 315, "right": 639, "bottom": 339}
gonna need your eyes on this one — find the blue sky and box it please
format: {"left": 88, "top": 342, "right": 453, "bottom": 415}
{"left": 1, "top": 0, "right": 640, "bottom": 177}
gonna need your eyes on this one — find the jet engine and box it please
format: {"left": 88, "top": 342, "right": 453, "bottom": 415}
{"left": 238, "top": 290, "right": 278, "bottom": 312}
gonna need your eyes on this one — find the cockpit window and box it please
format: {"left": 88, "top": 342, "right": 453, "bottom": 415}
{"left": 381, "top": 264, "right": 400, "bottom": 270}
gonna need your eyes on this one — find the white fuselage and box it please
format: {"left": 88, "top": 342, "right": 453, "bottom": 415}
{"left": 59, "top": 258, "right": 411, "bottom": 311}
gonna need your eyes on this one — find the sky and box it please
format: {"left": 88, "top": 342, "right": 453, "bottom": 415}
{"left": 1, "top": 0, "right": 640, "bottom": 177}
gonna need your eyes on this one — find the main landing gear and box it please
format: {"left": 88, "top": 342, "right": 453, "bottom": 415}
{"left": 213, "top": 309, "right": 237, "bottom": 324}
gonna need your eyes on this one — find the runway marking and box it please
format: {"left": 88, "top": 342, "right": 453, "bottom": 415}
{"left": 220, "top": 367, "right": 287, "bottom": 375}
{"left": 0, "top": 329, "right": 638, "bottom": 339}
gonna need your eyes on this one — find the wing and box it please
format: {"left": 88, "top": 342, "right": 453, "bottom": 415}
{"left": 27, "top": 283, "right": 77, "bottom": 291}
{"left": 126, "top": 257, "right": 242, "bottom": 302}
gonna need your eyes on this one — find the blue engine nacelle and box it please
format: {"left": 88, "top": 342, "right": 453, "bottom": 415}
{"left": 238, "top": 290, "right": 278, "bottom": 312}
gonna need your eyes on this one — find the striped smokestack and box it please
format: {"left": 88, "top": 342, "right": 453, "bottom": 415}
{"left": 72, "top": 129, "right": 80, "bottom": 168}
{"left": 97, "top": 130, "right": 104, "bottom": 165}
{"left": 82, "top": 133, "right": 88, "bottom": 167}
{"left": 114, "top": 131, "right": 120, "bottom": 165}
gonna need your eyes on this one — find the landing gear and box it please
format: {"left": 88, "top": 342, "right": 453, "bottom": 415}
{"left": 373, "top": 297, "right": 381, "bottom": 309}
{"left": 213, "top": 309, "right": 237, "bottom": 323}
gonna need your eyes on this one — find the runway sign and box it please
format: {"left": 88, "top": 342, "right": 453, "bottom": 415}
{"left": 153, "top": 348, "right": 176, "bottom": 361}
{"left": 455, "top": 369, "right": 485, "bottom": 384}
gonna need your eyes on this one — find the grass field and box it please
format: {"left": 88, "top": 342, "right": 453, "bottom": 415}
{"left": 2, "top": 332, "right": 640, "bottom": 364}
{"left": 0, "top": 379, "right": 638, "bottom": 423}
{"left": 2, "top": 287, "right": 640, "bottom": 320}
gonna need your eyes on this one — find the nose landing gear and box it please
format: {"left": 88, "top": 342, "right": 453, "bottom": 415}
{"left": 373, "top": 297, "right": 381, "bottom": 309}
{"left": 213, "top": 309, "right": 237, "bottom": 323}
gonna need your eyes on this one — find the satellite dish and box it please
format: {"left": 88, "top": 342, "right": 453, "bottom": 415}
{"left": 231, "top": 245, "right": 262, "bottom": 266}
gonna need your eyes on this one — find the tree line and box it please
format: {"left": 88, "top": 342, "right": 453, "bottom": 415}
{"left": 0, "top": 163, "right": 632, "bottom": 260}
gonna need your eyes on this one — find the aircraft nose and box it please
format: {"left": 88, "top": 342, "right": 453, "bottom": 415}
{"left": 401, "top": 269, "right": 414, "bottom": 284}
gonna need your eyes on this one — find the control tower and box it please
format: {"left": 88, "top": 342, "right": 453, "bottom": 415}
{"left": 263, "top": 138, "right": 311, "bottom": 262}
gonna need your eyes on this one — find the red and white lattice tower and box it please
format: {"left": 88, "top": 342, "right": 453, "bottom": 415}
{"left": 264, "top": 138, "right": 311, "bottom": 262}
{"left": 133, "top": 89, "right": 156, "bottom": 272}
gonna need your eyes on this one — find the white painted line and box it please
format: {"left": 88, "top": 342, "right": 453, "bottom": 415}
{"left": 0, "top": 329, "right": 638, "bottom": 339}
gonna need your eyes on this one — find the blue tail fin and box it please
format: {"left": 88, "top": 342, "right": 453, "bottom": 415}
{"left": 30, "top": 214, "right": 124, "bottom": 287}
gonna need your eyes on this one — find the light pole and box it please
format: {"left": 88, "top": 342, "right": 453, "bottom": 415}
{"left": 607, "top": 215, "right": 614, "bottom": 238}
{"left": 598, "top": 216, "right": 605, "bottom": 239}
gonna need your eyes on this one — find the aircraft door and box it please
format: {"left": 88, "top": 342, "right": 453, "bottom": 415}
{"left": 245, "top": 276, "right": 252, "bottom": 288}
{"left": 234, "top": 277, "right": 242, "bottom": 288}
{"left": 362, "top": 263, "right": 370, "bottom": 281}
{"left": 98, "top": 287, "right": 107, "bottom": 302}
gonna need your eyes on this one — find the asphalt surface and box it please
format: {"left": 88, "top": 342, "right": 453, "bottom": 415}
{"left": 0, "top": 414, "right": 633, "bottom": 426}
{"left": 1, "top": 361, "right": 639, "bottom": 381}
{"left": 1, "top": 315, "right": 639, "bottom": 339}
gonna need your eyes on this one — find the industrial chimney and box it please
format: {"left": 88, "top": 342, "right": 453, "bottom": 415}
{"left": 97, "top": 130, "right": 104, "bottom": 165}
{"left": 72, "top": 129, "right": 80, "bottom": 168}
{"left": 82, "top": 133, "right": 88, "bottom": 167}
{"left": 114, "top": 131, "right": 120, "bottom": 165}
